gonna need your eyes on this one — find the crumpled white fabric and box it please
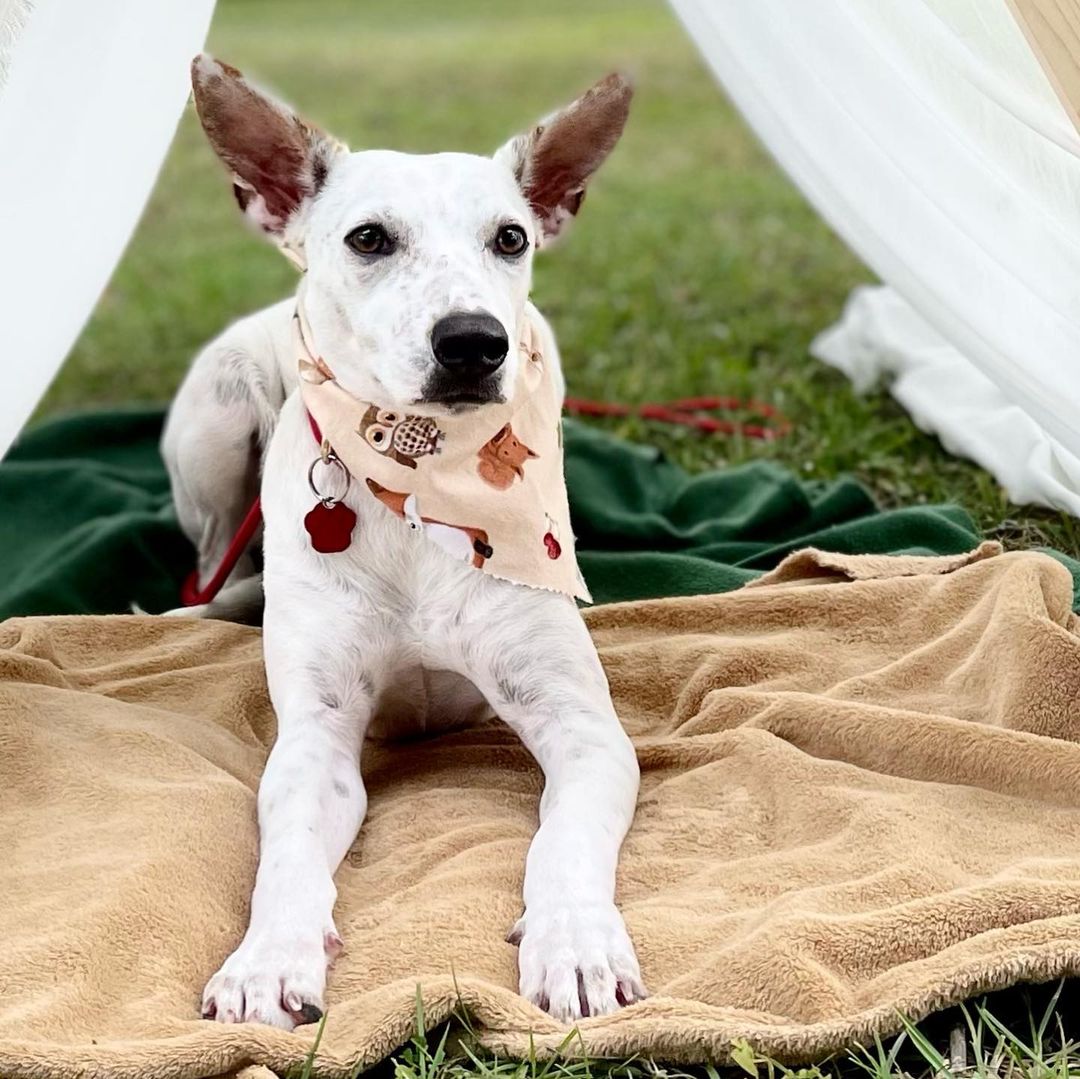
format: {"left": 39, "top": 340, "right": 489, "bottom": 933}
{"left": 0, "top": 0, "right": 216, "bottom": 459}
{"left": 813, "top": 286, "right": 1080, "bottom": 515}
{"left": 668, "top": 0, "right": 1080, "bottom": 516}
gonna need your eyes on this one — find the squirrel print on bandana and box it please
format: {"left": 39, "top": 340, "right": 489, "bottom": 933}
{"left": 366, "top": 479, "right": 493, "bottom": 569}
{"left": 477, "top": 423, "right": 538, "bottom": 490}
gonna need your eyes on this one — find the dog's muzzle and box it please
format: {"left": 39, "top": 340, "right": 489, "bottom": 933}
{"left": 422, "top": 311, "right": 508, "bottom": 407}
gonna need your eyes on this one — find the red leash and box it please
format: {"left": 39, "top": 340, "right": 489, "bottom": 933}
{"left": 179, "top": 396, "right": 788, "bottom": 606}
{"left": 563, "top": 395, "right": 791, "bottom": 441}
{"left": 179, "top": 496, "right": 263, "bottom": 606}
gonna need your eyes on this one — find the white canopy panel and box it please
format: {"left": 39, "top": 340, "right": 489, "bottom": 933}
{"left": 669, "top": 0, "right": 1080, "bottom": 515}
{"left": 0, "top": 0, "right": 216, "bottom": 459}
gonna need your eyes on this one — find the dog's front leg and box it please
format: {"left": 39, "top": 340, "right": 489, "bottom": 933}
{"left": 202, "top": 592, "right": 372, "bottom": 1029}
{"left": 456, "top": 590, "right": 646, "bottom": 1022}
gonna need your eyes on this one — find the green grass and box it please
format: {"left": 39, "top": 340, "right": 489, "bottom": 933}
{"left": 50, "top": 0, "right": 1079, "bottom": 557}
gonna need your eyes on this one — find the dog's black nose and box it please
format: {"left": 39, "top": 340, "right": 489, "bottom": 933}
{"left": 431, "top": 312, "right": 508, "bottom": 377}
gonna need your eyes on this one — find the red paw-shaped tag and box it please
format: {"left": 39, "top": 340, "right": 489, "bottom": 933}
{"left": 304, "top": 501, "right": 357, "bottom": 553}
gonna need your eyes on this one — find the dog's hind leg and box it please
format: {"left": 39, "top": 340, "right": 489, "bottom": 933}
{"left": 162, "top": 305, "right": 290, "bottom": 599}
{"left": 162, "top": 347, "right": 271, "bottom": 587}
{"left": 163, "top": 573, "right": 265, "bottom": 625}
{"left": 447, "top": 588, "right": 647, "bottom": 1022}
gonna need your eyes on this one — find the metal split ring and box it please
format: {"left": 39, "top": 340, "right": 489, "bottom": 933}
{"left": 307, "top": 453, "right": 351, "bottom": 506}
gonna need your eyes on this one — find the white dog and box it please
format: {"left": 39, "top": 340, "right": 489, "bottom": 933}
{"left": 163, "top": 55, "right": 645, "bottom": 1030}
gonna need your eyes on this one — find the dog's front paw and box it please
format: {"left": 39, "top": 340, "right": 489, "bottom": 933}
{"left": 201, "top": 923, "right": 342, "bottom": 1029}
{"left": 510, "top": 902, "right": 646, "bottom": 1022}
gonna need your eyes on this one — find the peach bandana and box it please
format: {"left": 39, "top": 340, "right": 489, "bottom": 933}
{"left": 295, "top": 307, "right": 590, "bottom": 604}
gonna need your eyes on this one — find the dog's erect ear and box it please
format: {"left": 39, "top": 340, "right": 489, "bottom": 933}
{"left": 495, "top": 73, "right": 632, "bottom": 243}
{"left": 190, "top": 54, "right": 345, "bottom": 239}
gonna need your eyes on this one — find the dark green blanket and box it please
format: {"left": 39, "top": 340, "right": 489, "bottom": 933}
{"left": 2, "top": 409, "right": 1077, "bottom": 618}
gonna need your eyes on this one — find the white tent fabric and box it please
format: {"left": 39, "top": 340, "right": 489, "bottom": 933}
{"left": 0, "top": 0, "right": 216, "bottom": 460}
{"left": 0, "top": 1, "right": 33, "bottom": 87}
{"left": 815, "top": 286, "right": 1080, "bottom": 514}
{"left": 668, "top": 0, "right": 1080, "bottom": 515}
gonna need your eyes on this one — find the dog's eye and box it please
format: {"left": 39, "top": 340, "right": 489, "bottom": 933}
{"left": 345, "top": 224, "right": 394, "bottom": 257}
{"left": 493, "top": 225, "right": 528, "bottom": 258}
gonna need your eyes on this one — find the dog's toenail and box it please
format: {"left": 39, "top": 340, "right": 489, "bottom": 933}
{"left": 576, "top": 970, "right": 590, "bottom": 1018}
{"left": 201, "top": 1004, "right": 217, "bottom": 1020}
{"left": 505, "top": 923, "right": 524, "bottom": 946}
{"left": 295, "top": 1002, "right": 323, "bottom": 1025}
{"left": 324, "top": 931, "right": 344, "bottom": 960}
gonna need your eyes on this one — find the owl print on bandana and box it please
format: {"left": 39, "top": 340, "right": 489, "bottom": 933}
{"left": 357, "top": 407, "right": 443, "bottom": 469}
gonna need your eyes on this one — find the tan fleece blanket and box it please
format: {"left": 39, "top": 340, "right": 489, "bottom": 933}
{"left": 3, "top": 544, "right": 1080, "bottom": 1079}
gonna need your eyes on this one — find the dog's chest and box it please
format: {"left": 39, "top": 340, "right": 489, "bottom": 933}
{"left": 261, "top": 394, "right": 545, "bottom": 726}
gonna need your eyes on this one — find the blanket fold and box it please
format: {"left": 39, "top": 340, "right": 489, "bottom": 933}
{"left": 3, "top": 544, "right": 1080, "bottom": 1078}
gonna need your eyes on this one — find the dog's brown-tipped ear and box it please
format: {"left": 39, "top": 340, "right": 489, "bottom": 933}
{"left": 190, "top": 54, "right": 345, "bottom": 237}
{"left": 495, "top": 73, "right": 632, "bottom": 243}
